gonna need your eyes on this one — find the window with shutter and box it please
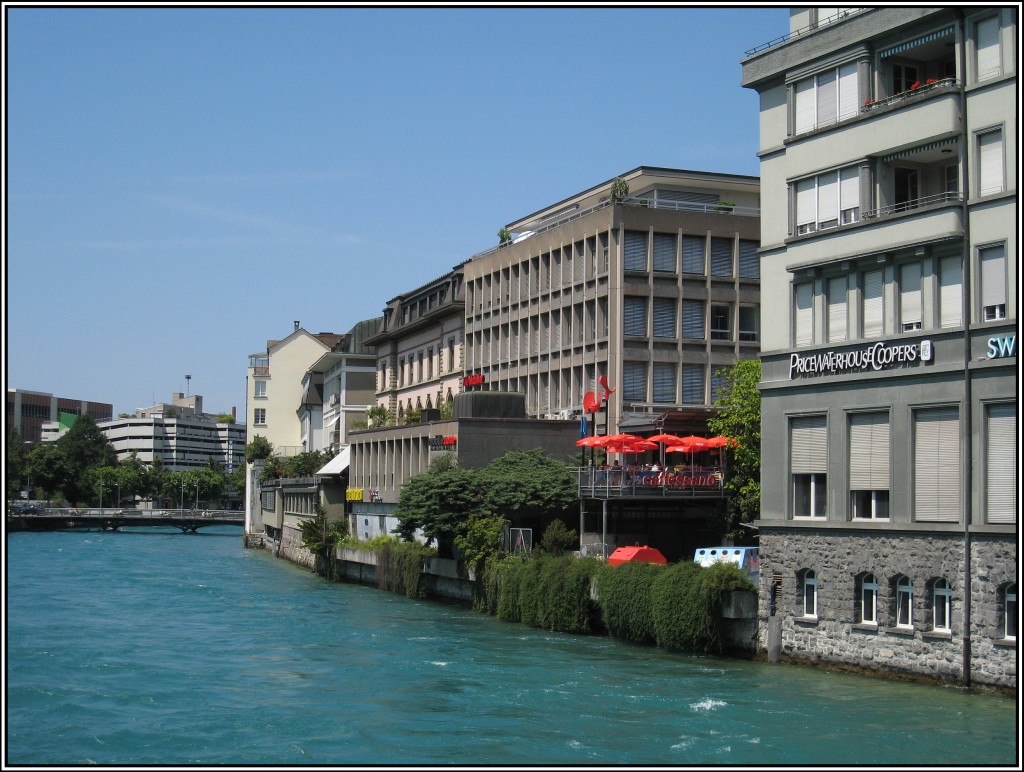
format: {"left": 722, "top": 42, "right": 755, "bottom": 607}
{"left": 711, "top": 367, "right": 730, "bottom": 404}
{"left": 837, "top": 61, "right": 858, "bottom": 121}
{"left": 624, "top": 231, "right": 648, "bottom": 271}
{"left": 939, "top": 256, "right": 962, "bottom": 328}
{"left": 624, "top": 296, "right": 647, "bottom": 336}
{"left": 682, "top": 300, "right": 705, "bottom": 340}
{"left": 796, "top": 178, "right": 816, "bottom": 234}
{"left": 794, "top": 76, "right": 816, "bottom": 134}
{"left": 828, "top": 276, "right": 848, "bottom": 342}
{"left": 681, "top": 364, "right": 704, "bottom": 404}
{"left": 986, "top": 403, "right": 1016, "bottom": 524}
{"left": 623, "top": 362, "right": 646, "bottom": 402}
{"left": 682, "top": 236, "right": 705, "bottom": 273}
{"left": 980, "top": 244, "right": 1006, "bottom": 321}
{"left": 738, "top": 240, "right": 759, "bottom": 278}
{"left": 914, "top": 406, "right": 960, "bottom": 522}
{"left": 817, "top": 173, "right": 839, "bottom": 230}
{"left": 710, "top": 237, "right": 732, "bottom": 277}
{"left": 978, "top": 129, "right": 1004, "bottom": 196}
{"left": 816, "top": 68, "right": 838, "bottom": 126}
{"left": 849, "top": 412, "right": 890, "bottom": 519}
{"left": 863, "top": 269, "right": 884, "bottom": 338}
{"left": 840, "top": 166, "right": 860, "bottom": 224}
{"left": 795, "top": 282, "right": 813, "bottom": 346}
{"left": 791, "top": 415, "right": 827, "bottom": 517}
{"left": 652, "top": 363, "right": 676, "bottom": 404}
{"left": 652, "top": 233, "right": 676, "bottom": 272}
{"left": 900, "top": 262, "right": 922, "bottom": 331}
{"left": 975, "top": 15, "right": 1001, "bottom": 81}
{"left": 653, "top": 298, "right": 676, "bottom": 338}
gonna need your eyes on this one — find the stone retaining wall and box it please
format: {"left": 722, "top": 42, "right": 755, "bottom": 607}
{"left": 757, "top": 528, "right": 1016, "bottom": 690}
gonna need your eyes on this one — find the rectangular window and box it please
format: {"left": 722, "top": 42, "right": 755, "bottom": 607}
{"left": 914, "top": 407, "right": 961, "bottom": 522}
{"left": 624, "top": 231, "right": 648, "bottom": 271}
{"left": 986, "top": 403, "right": 1017, "bottom": 524}
{"left": 710, "top": 367, "right": 730, "bottom": 404}
{"left": 944, "top": 163, "right": 959, "bottom": 194}
{"left": 978, "top": 129, "right": 1004, "bottom": 196}
{"left": 682, "top": 300, "right": 704, "bottom": 339}
{"left": 254, "top": 408, "right": 267, "bottom": 426}
{"left": 738, "top": 240, "right": 759, "bottom": 279}
{"left": 794, "top": 61, "right": 859, "bottom": 133}
{"left": 892, "top": 62, "right": 919, "bottom": 94}
{"left": 828, "top": 276, "right": 848, "bottom": 343}
{"left": 791, "top": 415, "right": 827, "bottom": 517}
{"left": 254, "top": 380, "right": 267, "bottom": 398}
{"left": 979, "top": 244, "right": 1007, "bottom": 321}
{"left": 850, "top": 412, "right": 890, "bottom": 519}
{"left": 653, "top": 298, "right": 676, "bottom": 338}
{"left": 710, "top": 237, "right": 733, "bottom": 277}
{"left": 896, "top": 577, "right": 914, "bottom": 628}
{"left": 738, "top": 306, "right": 759, "bottom": 342}
{"left": 933, "top": 580, "right": 952, "bottom": 632}
{"left": 710, "top": 304, "right": 731, "bottom": 340}
{"left": 622, "top": 361, "right": 646, "bottom": 402}
{"left": 803, "top": 571, "right": 818, "bottom": 618}
{"left": 863, "top": 269, "right": 884, "bottom": 338}
{"left": 681, "top": 236, "right": 705, "bottom": 274}
{"left": 975, "top": 15, "right": 1001, "bottom": 81}
{"left": 939, "top": 256, "right": 962, "bottom": 328}
{"left": 795, "top": 282, "right": 813, "bottom": 346}
{"left": 795, "top": 166, "right": 859, "bottom": 233}
{"left": 624, "top": 297, "right": 647, "bottom": 336}
{"left": 900, "top": 262, "right": 922, "bottom": 331}
{"left": 652, "top": 363, "right": 676, "bottom": 404}
{"left": 1005, "top": 585, "right": 1018, "bottom": 640}
{"left": 652, "top": 233, "right": 677, "bottom": 272}
{"left": 681, "top": 364, "right": 704, "bottom": 404}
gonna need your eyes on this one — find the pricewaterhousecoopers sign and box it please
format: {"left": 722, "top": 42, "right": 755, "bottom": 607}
{"left": 789, "top": 339, "right": 931, "bottom": 379}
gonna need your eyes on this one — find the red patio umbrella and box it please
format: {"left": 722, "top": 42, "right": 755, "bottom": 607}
{"left": 576, "top": 435, "right": 608, "bottom": 448}
{"left": 705, "top": 435, "right": 739, "bottom": 448}
{"left": 646, "top": 433, "right": 686, "bottom": 445}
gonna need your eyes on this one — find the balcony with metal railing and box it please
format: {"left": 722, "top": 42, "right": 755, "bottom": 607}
{"left": 575, "top": 465, "right": 725, "bottom": 500}
{"left": 744, "top": 8, "right": 869, "bottom": 56}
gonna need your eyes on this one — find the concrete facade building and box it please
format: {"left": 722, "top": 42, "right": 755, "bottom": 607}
{"left": 741, "top": 6, "right": 1016, "bottom": 689}
{"left": 7, "top": 388, "right": 113, "bottom": 447}
{"left": 461, "top": 167, "right": 761, "bottom": 431}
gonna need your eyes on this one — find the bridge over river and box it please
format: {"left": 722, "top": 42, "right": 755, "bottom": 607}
{"left": 7, "top": 508, "right": 244, "bottom": 533}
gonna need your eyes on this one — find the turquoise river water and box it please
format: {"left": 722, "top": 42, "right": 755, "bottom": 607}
{"left": 5, "top": 528, "right": 1019, "bottom": 768}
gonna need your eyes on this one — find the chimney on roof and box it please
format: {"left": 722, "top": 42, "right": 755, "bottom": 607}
{"left": 294, "top": 320, "right": 301, "bottom": 331}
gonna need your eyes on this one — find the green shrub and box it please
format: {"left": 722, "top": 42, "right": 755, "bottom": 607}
{"left": 376, "top": 540, "right": 435, "bottom": 599}
{"left": 537, "top": 519, "right": 577, "bottom": 557}
{"left": 494, "top": 557, "right": 528, "bottom": 622}
{"left": 598, "top": 561, "right": 665, "bottom": 643}
{"left": 651, "top": 561, "right": 755, "bottom": 654}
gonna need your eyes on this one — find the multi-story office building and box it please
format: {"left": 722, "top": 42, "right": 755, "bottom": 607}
{"left": 7, "top": 388, "right": 113, "bottom": 446}
{"left": 367, "top": 269, "right": 466, "bottom": 422}
{"left": 741, "top": 7, "right": 1016, "bottom": 688}
{"left": 462, "top": 166, "right": 761, "bottom": 430}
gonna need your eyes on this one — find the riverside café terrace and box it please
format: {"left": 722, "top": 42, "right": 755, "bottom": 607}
{"left": 575, "top": 464, "right": 725, "bottom": 499}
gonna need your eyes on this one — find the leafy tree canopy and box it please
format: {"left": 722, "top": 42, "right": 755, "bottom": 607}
{"left": 708, "top": 358, "right": 762, "bottom": 540}
{"left": 393, "top": 454, "right": 481, "bottom": 558}
{"left": 476, "top": 449, "right": 578, "bottom": 521}
{"left": 245, "top": 435, "right": 273, "bottom": 462}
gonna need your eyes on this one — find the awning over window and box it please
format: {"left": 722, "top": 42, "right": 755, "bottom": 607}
{"left": 879, "top": 27, "right": 954, "bottom": 59}
{"left": 316, "top": 446, "right": 350, "bottom": 476}
{"left": 883, "top": 136, "right": 958, "bottom": 162}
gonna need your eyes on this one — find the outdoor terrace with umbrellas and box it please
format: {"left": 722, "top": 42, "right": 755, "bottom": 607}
{"left": 574, "top": 432, "right": 738, "bottom": 499}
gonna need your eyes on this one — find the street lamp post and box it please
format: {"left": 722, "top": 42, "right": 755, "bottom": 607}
{"left": 195, "top": 481, "right": 199, "bottom": 512}
{"left": 180, "top": 479, "right": 185, "bottom": 514}
{"left": 99, "top": 479, "right": 104, "bottom": 514}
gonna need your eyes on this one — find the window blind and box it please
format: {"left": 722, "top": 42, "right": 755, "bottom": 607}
{"left": 914, "top": 407, "right": 961, "bottom": 522}
{"left": 837, "top": 62, "right": 859, "bottom": 121}
{"left": 849, "top": 412, "right": 890, "bottom": 490}
{"left": 624, "top": 231, "right": 648, "bottom": 271}
{"left": 796, "top": 178, "right": 816, "bottom": 231}
{"left": 828, "top": 276, "right": 848, "bottom": 342}
{"left": 652, "top": 233, "right": 677, "bottom": 272}
{"left": 863, "top": 269, "right": 883, "bottom": 338}
{"left": 681, "top": 364, "right": 704, "bottom": 404}
{"left": 682, "top": 300, "right": 704, "bottom": 339}
{"left": 791, "top": 415, "right": 827, "bottom": 474}
{"left": 624, "top": 296, "right": 647, "bottom": 336}
{"left": 682, "top": 236, "right": 705, "bottom": 273}
{"left": 980, "top": 244, "right": 1006, "bottom": 310}
{"left": 710, "top": 237, "right": 733, "bottom": 277}
{"left": 976, "top": 15, "right": 1001, "bottom": 80}
{"left": 795, "top": 77, "right": 816, "bottom": 134}
{"left": 840, "top": 166, "right": 859, "bottom": 220}
{"left": 795, "top": 282, "right": 813, "bottom": 346}
{"left": 623, "top": 361, "right": 646, "bottom": 402}
{"left": 939, "top": 256, "right": 962, "bottom": 328}
{"left": 653, "top": 298, "right": 676, "bottom": 338}
{"left": 652, "top": 363, "right": 676, "bottom": 403}
{"left": 986, "top": 403, "right": 1017, "bottom": 524}
{"left": 978, "top": 130, "right": 1004, "bottom": 195}
{"left": 817, "top": 172, "right": 839, "bottom": 226}
{"left": 739, "top": 240, "right": 759, "bottom": 278}
{"left": 900, "top": 262, "right": 922, "bottom": 326}
{"left": 816, "top": 68, "right": 838, "bottom": 126}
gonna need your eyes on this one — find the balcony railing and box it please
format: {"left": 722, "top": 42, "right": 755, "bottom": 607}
{"left": 575, "top": 466, "right": 725, "bottom": 499}
{"left": 862, "top": 191, "right": 962, "bottom": 220}
{"left": 745, "top": 8, "right": 868, "bottom": 56}
{"left": 862, "top": 78, "right": 957, "bottom": 112}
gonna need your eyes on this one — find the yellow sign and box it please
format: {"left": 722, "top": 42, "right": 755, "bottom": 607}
{"left": 346, "top": 488, "right": 364, "bottom": 501}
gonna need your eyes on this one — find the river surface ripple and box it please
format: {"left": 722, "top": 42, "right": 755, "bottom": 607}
{"left": 5, "top": 529, "right": 1018, "bottom": 767}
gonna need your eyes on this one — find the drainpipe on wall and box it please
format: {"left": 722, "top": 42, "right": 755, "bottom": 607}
{"left": 955, "top": 8, "right": 973, "bottom": 689}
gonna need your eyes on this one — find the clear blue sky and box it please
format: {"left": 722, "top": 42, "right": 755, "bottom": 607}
{"left": 6, "top": 3, "right": 790, "bottom": 418}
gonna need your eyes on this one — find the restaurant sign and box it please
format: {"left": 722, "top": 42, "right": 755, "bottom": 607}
{"left": 789, "top": 339, "right": 930, "bottom": 380}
